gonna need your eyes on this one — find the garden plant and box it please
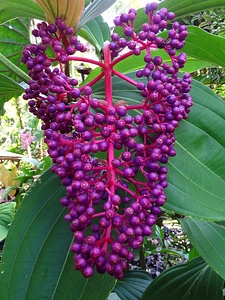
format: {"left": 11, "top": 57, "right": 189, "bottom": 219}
{"left": 0, "top": 0, "right": 225, "bottom": 299}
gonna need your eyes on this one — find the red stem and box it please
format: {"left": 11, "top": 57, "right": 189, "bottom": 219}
{"left": 69, "top": 56, "right": 105, "bottom": 68}
{"left": 79, "top": 71, "right": 105, "bottom": 91}
{"left": 102, "top": 41, "right": 116, "bottom": 248}
{"left": 112, "top": 69, "right": 138, "bottom": 87}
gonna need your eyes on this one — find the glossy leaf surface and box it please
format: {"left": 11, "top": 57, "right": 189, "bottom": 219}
{"left": 35, "top": 0, "right": 84, "bottom": 29}
{"left": 180, "top": 218, "right": 225, "bottom": 281}
{"left": 131, "top": 0, "right": 225, "bottom": 34}
{"left": 78, "top": 16, "right": 110, "bottom": 57}
{"left": 78, "top": 0, "right": 116, "bottom": 29}
{"left": 0, "top": 170, "right": 116, "bottom": 300}
{"left": 141, "top": 257, "right": 224, "bottom": 300}
{"left": 0, "top": 18, "right": 30, "bottom": 81}
{"left": 0, "top": 0, "right": 44, "bottom": 24}
{"left": 157, "top": 0, "right": 225, "bottom": 19}
{"left": 111, "top": 271, "right": 152, "bottom": 300}
{"left": 180, "top": 26, "right": 225, "bottom": 68}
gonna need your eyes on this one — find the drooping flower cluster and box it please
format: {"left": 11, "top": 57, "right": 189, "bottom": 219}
{"left": 21, "top": 2, "right": 193, "bottom": 279}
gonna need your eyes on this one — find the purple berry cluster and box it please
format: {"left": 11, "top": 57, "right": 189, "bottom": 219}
{"left": 21, "top": 2, "right": 193, "bottom": 279}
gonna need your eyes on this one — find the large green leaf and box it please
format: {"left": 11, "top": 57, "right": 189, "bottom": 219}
{"left": 131, "top": 0, "right": 225, "bottom": 35}
{"left": 141, "top": 257, "right": 224, "bottom": 300}
{"left": 159, "top": 0, "right": 225, "bottom": 19}
{"left": 0, "top": 74, "right": 24, "bottom": 113}
{"left": 110, "top": 271, "right": 152, "bottom": 300}
{"left": 180, "top": 218, "right": 225, "bottom": 281}
{"left": 0, "top": 0, "right": 44, "bottom": 24}
{"left": 0, "top": 74, "right": 24, "bottom": 96}
{"left": 0, "top": 18, "right": 30, "bottom": 79}
{"left": 165, "top": 79, "right": 225, "bottom": 220}
{"left": 180, "top": 26, "right": 225, "bottom": 68}
{"left": 0, "top": 202, "right": 16, "bottom": 241}
{"left": 78, "top": 15, "right": 110, "bottom": 57}
{"left": 0, "top": 169, "right": 116, "bottom": 300}
{"left": 0, "top": 54, "right": 30, "bottom": 84}
{"left": 158, "top": 26, "right": 225, "bottom": 69}
{"left": 78, "top": 0, "right": 116, "bottom": 29}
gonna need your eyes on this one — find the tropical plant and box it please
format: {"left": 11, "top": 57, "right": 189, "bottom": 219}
{"left": 0, "top": 0, "right": 225, "bottom": 299}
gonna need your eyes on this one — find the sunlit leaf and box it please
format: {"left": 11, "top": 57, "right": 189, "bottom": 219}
{"left": 0, "top": 0, "right": 44, "bottom": 24}
{"left": 34, "top": 0, "right": 84, "bottom": 30}
{"left": 78, "top": 0, "right": 116, "bottom": 29}
{"left": 179, "top": 26, "right": 225, "bottom": 68}
{"left": 131, "top": 0, "right": 225, "bottom": 35}
{"left": 157, "top": 0, "right": 225, "bottom": 20}
{"left": 78, "top": 15, "right": 110, "bottom": 57}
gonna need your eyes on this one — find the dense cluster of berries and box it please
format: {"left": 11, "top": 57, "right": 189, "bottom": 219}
{"left": 21, "top": 2, "right": 193, "bottom": 279}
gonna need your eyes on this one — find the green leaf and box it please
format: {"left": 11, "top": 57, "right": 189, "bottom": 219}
{"left": 158, "top": 26, "right": 225, "bottom": 69}
{"left": 114, "top": 2, "right": 225, "bottom": 71}
{"left": 164, "top": 79, "right": 225, "bottom": 220}
{"left": 0, "top": 54, "right": 30, "bottom": 84}
{"left": 108, "top": 292, "right": 122, "bottom": 300}
{"left": 141, "top": 257, "right": 224, "bottom": 300}
{"left": 78, "top": 16, "right": 110, "bottom": 57}
{"left": 0, "top": 18, "right": 30, "bottom": 80}
{"left": 0, "top": 169, "right": 116, "bottom": 299}
{"left": 157, "top": 0, "right": 225, "bottom": 20}
{"left": 112, "top": 270, "right": 153, "bottom": 300}
{"left": 0, "top": 202, "right": 16, "bottom": 241}
{"left": 78, "top": 0, "right": 116, "bottom": 29}
{"left": 35, "top": 0, "right": 85, "bottom": 30}
{"left": 0, "top": 74, "right": 24, "bottom": 99}
{"left": 180, "top": 218, "right": 225, "bottom": 281}
{"left": 182, "top": 26, "right": 225, "bottom": 68}
{"left": 0, "top": 0, "right": 44, "bottom": 24}
{"left": 130, "top": 0, "right": 225, "bottom": 35}
{"left": 0, "top": 73, "right": 24, "bottom": 114}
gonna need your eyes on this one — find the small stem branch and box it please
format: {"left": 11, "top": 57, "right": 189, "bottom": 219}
{"left": 104, "top": 41, "right": 113, "bottom": 106}
{"left": 79, "top": 71, "right": 105, "bottom": 91}
{"left": 126, "top": 104, "right": 144, "bottom": 110}
{"left": 69, "top": 56, "right": 105, "bottom": 68}
{"left": 112, "top": 69, "right": 138, "bottom": 87}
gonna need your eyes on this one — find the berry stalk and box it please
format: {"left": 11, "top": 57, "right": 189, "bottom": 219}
{"left": 21, "top": 2, "right": 193, "bottom": 279}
